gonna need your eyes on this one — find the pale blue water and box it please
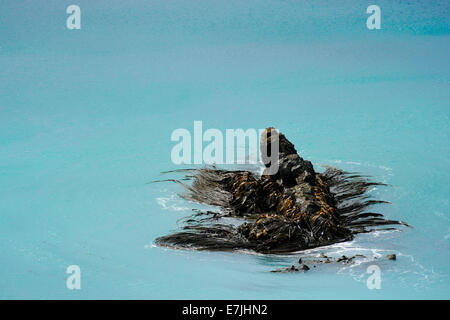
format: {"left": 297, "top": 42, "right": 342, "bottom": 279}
{"left": 0, "top": 0, "right": 449, "bottom": 299}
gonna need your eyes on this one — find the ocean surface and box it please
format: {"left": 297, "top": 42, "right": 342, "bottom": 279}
{"left": 0, "top": 0, "right": 449, "bottom": 299}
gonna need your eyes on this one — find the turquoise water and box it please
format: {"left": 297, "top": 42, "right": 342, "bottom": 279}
{"left": 0, "top": 0, "right": 449, "bottom": 299}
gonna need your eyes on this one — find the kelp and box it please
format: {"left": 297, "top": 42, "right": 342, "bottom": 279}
{"left": 155, "top": 128, "right": 410, "bottom": 254}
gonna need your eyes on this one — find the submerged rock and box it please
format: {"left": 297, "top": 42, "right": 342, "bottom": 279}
{"left": 271, "top": 265, "right": 299, "bottom": 273}
{"left": 271, "top": 264, "right": 310, "bottom": 273}
{"left": 155, "top": 128, "right": 410, "bottom": 254}
{"left": 269, "top": 253, "right": 373, "bottom": 273}
{"left": 294, "top": 253, "right": 370, "bottom": 269}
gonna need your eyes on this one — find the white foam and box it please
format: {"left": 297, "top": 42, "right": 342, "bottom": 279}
{"left": 320, "top": 159, "right": 394, "bottom": 174}
{"left": 156, "top": 195, "right": 190, "bottom": 212}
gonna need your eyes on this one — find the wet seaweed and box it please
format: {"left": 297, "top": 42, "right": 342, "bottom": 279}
{"left": 155, "top": 128, "right": 410, "bottom": 254}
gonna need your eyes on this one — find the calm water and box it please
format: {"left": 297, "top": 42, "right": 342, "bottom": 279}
{"left": 0, "top": 0, "right": 449, "bottom": 299}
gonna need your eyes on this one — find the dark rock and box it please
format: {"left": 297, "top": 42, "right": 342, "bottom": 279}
{"left": 387, "top": 254, "right": 396, "bottom": 261}
{"left": 298, "top": 258, "right": 302, "bottom": 264}
{"left": 300, "top": 264, "right": 310, "bottom": 271}
{"left": 270, "top": 265, "right": 299, "bottom": 273}
{"left": 337, "top": 255, "right": 354, "bottom": 264}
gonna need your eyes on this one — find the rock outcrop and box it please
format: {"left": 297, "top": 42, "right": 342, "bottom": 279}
{"left": 155, "top": 128, "right": 409, "bottom": 253}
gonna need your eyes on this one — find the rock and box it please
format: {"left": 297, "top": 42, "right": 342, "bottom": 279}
{"left": 271, "top": 253, "right": 369, "bottom": 272}
{"left": 336, "top": 255, "right": 355, "bottom": 264}
{"left": 300, "top": 264, "right": 310, "bottom": 271}
{"left": 387, "top": 254, "right": 396, "bottom": 261}
{"left": 157, "top": 127, "right": 410, "bottom": 254}
{"left": 270, "top": 265, "right": 299, "bottom": 273}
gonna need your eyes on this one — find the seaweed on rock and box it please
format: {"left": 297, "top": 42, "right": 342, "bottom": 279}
{"left": 155, "top": 128, "right": 409, "bottom": 254}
